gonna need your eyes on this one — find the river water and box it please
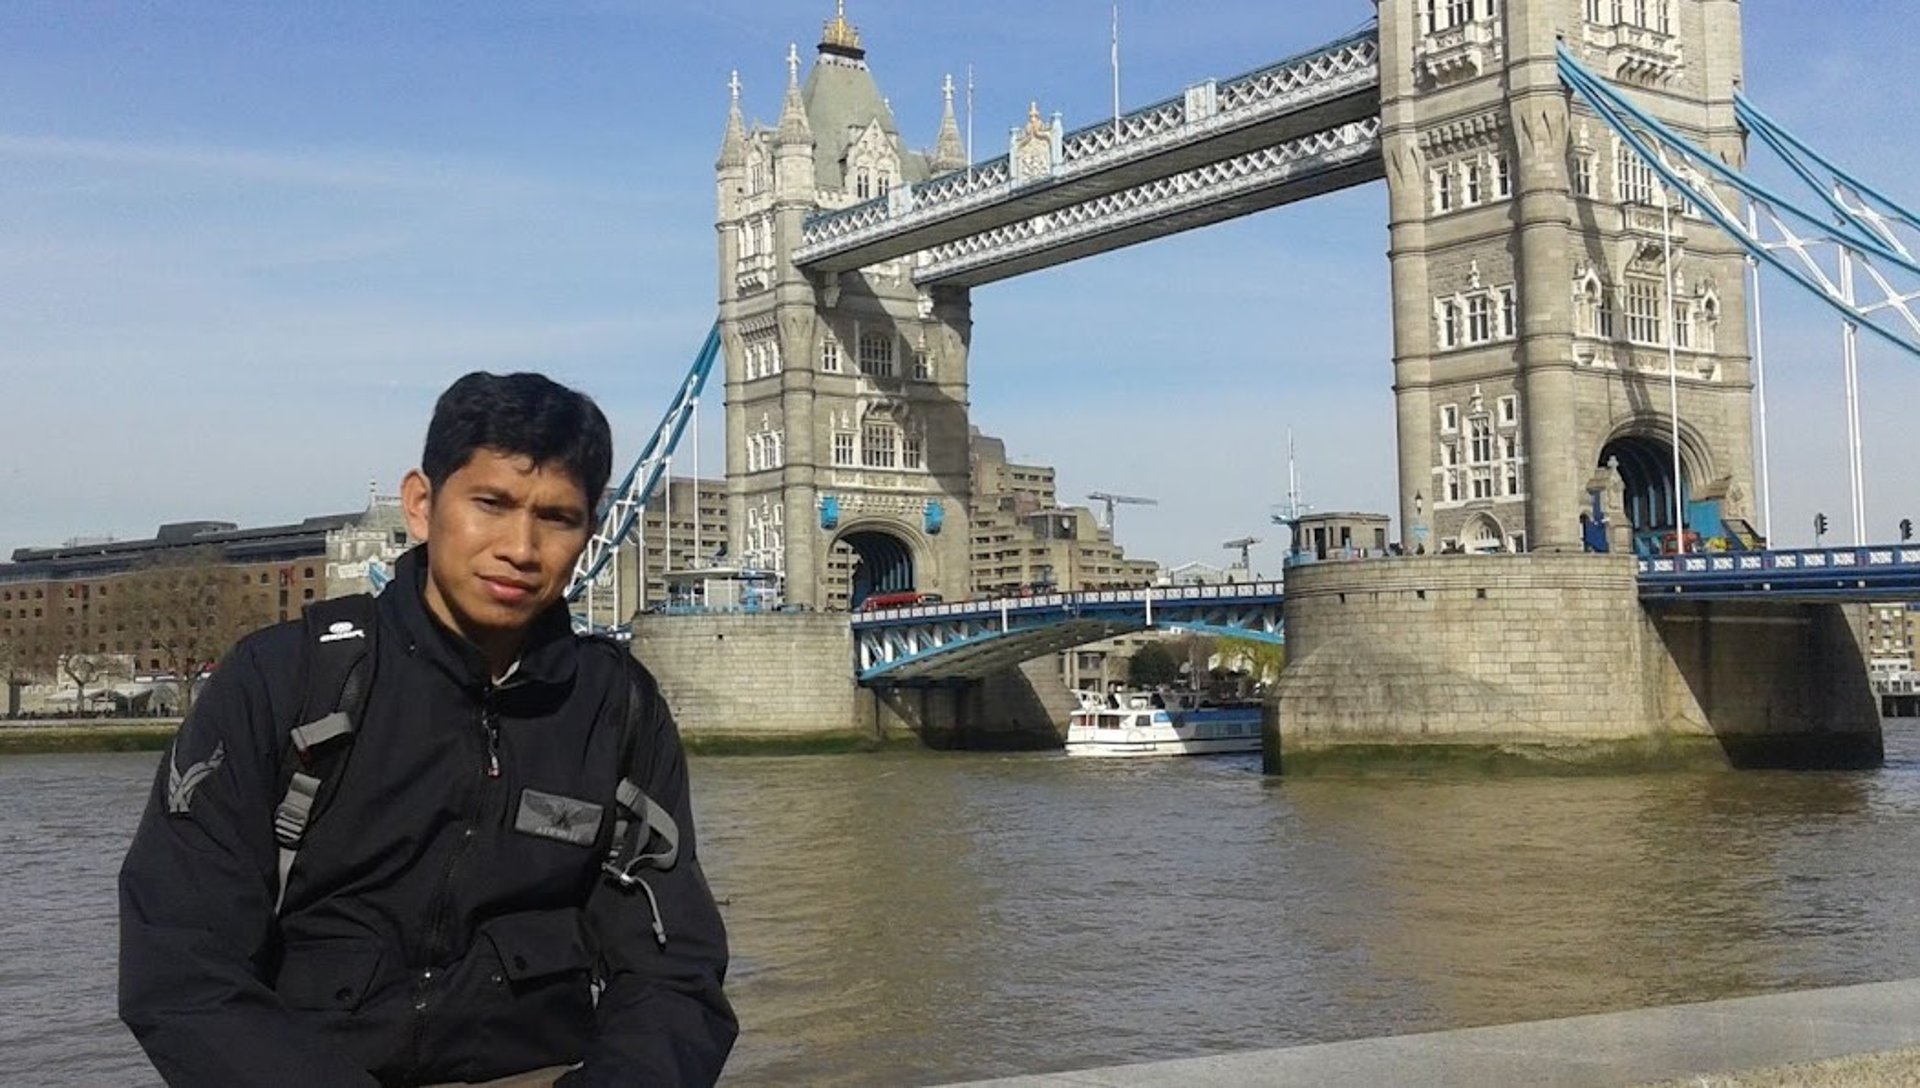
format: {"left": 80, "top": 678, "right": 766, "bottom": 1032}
{"left": 10, "top": 731, "right": 1920, "bottom": 1086}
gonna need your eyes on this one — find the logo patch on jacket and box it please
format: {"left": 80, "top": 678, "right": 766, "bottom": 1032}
{"left": 513, "top": 789, "right": 604, "bottom": 847}
{"left": 166, "top": 740, "right": 226, "bottom": 815}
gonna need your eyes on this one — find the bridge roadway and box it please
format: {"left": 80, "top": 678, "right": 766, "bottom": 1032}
{"left": 851, "top": 581, "right": 1284, "bottom": 684}
{"left": 853, "top": 546, "right": 1920, "bottom": 684}
{"left": 791, "top": 31, "right": 1381, "bottom": 287}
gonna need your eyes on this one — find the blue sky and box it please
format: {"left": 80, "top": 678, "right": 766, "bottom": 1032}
{"left": 5, "top": 2, "right": 1920, "bottom": 574}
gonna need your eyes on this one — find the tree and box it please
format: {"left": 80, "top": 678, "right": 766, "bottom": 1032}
{"left": 1215, "top": 635, "right": 1287, "bottom": 694}
{"left": 1127, "top": 642, "right": 1181, "bottom": 688}
{"left": 60, "top": 651, "right": 112, "bottom": 717}
{"left": 104, "top": 547, "right": 261, "bottom": 716}
{"left": 1166, "top": 633, "right": 1218, "bottom": 684}
{"left": 3, "top": 607, "right": 59, "bottom": 716}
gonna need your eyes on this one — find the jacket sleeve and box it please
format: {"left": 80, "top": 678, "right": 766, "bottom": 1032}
{"left": 564, "top": 664, "right": 738, "bottom": 1087}
{"left": 118, "top": 635, "right": 379, "bottom": 1087}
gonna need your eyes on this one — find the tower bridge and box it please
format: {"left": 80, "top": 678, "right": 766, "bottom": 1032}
{"left": 710, "top": 1, "right": 1758, "bottom": 612}
{"left": 608, "top": 1, "right": 1907, "bottom": 763}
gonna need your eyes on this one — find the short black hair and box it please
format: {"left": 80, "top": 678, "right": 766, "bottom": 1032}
{"left": 422, "top": 372, "right": 613, "bottom": 509}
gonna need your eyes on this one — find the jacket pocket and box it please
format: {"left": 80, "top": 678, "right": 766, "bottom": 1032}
{"left": 275, "top": 942, "right": 384, "bottom": 1012}
{"left": 480, "top": 909, "right": 589, "bottom": 985}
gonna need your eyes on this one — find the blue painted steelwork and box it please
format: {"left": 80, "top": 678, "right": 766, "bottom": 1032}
{"left": 1638, "top": 546, "right": 1920, "bottom": 601}
{"left": 1557, "top": 47, "right": 1920, "bottom": 362}
{"left": 566, "top": 323, "right": 722, "bottom": 606}
{"left": 852, "top": 582, "right": 1284, "bottom": 684}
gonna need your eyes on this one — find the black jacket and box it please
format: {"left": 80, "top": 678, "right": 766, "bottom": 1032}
{"left": 119, "top": 548, "right": 736, "bottom": 1086}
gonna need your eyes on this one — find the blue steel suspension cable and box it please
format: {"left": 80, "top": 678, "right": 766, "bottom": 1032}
{"left": 1556, "top": 45, "right": 1920, "bottom": 361}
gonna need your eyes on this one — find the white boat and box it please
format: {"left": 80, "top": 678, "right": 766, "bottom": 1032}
{"left": 1064, "top": 688, "right": 1265, "bottom": 757}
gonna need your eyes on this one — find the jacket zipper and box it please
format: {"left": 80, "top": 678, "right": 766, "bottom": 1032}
{"left": 407, "top": 685, "right": 504, "bottom": 1080}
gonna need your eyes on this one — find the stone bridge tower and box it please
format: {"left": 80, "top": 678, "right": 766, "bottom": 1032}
{"left": 715, "top": 7, "right": 974, "bottom": 608}
{"left": 1379, "top": 0, "right": 1754, "bottom": 553}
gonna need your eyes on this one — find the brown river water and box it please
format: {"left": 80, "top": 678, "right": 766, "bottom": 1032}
{"left": 8, "top": 729, "right": 1920, "bottom": 1085}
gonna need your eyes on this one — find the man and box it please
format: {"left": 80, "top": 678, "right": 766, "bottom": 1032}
{"left": 120, "top": 372, "right": 736, "bottom": 1086}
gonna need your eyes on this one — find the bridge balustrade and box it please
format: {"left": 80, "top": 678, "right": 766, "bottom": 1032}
{"left": 1638, "top": 546, "right": 1920, "bottom": 600}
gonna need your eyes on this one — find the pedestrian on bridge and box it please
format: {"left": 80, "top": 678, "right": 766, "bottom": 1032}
{"left": 118, "top": 372, "right": 736, "bottom": 1086}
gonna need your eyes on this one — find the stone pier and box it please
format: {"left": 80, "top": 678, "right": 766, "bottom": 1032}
{"left": 632, "top": 612, "right": 1064, "bottom": 749}
{"left": 1271, "top": 554, "right": 1881, "bottom": 772}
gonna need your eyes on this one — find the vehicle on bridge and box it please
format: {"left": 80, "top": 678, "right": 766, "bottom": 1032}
{"left": 1065, "top": 688, "right": 1264, "bottom": 758}
{"left": 858, "top": 590, "right": 944, "bottom": 613}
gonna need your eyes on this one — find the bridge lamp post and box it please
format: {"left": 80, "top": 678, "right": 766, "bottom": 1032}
{"left": 1412, "top": 491, "right": 1428, "bottom": 552}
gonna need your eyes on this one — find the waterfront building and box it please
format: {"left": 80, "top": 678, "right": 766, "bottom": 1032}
{"left": 0, "top": 498, "right": 408, "bottom": 704}
{"left": 968, "top": 428, "right": 1158, "bottom": 596}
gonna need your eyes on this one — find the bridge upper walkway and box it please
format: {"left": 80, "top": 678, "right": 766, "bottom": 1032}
{"left": 791, "top": 31, "right": 1380, "bottom": 287}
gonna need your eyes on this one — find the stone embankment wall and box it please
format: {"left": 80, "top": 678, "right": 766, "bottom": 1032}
{"left": 1274, "top": 553, "right": 1880, "bottom": 769}
{"left": 631, "top": 613, "right": 857, "bottom": 737}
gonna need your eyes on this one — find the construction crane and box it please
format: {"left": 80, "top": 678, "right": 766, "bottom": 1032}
{"left": 1222, "top": 536, "right": 1260, "bottom": 571}
{"left": 1086, "top": 491, "right": 1158, "bottom": 533}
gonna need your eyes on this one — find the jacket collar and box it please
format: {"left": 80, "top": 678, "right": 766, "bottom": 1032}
{"left": 384, "top": 545, "right": 578, "bottom": 693}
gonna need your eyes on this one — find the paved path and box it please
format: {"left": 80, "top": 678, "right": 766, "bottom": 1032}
{"left": 942, "top": 978, "right": 1920, "bottom": 1086}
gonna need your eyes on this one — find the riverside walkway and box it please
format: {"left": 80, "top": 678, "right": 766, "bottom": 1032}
{"left": 943, "top": 978, "right": 1920, "bottom": 1086}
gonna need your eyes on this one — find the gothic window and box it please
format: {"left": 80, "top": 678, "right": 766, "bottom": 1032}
{"left": 1442, "top": 442, "right": 1460, "bottom": 467}
{"left": 1594, "top": 283, "right": 1616, "bottom": 339}
{"left": 1440, "top": 300, "right": 1461, "bottom": 347}
{"left": 1623, "top": 279, "right": 1662, "bottom": 344}
{"left": 1673, "top": 300, "right": 1692, "bottom": 348}
{"left": 1432, "top": 167, "right": 1454, "bottom": 213}
{"left": 1585, "top": 0, "right": 1605, "bottom": 22}
{"left": 1498, "top": 395, "right": 1517, "bottom": 426}
{"left": 833, "top": 431, "right": 855, "bottom": 467}
{"left": 1499, "top": 287, "right": 1517, "bottom": 338}
{"left": 902, "top": 433, "right": 924, "bottom": 470}
{"left": 1574, "top": 153, "right": 1595, "bottom": 197}
{"left": 1463, "top": 162, "right": 1483, "bottom": 206}
{"left": 861, "top": 423, "right": 897, "bottom": 468}
{"left": 1446, "top": 470, "right": 1462, "bottom": 503}
{"left": 878, "top": 172, "right": 891, "bottom": 193}
{"left": 1616, "top": 143, "right": 1656, "bottom": 205}
{"left": 1441, "top": 404, "right": 1460, "bottom": 433}
{"left": 821, "top": 333, "right": 841, "bottom": 372}
{"left": 856, "top": 169, "right": 872, "bottom": 200}
{"left": 1469, "top": 417, "right": 1494, "bottom": 465}
{"left": 1471, "top": 469, "right": 1494, "bottom": 501}
{"left": 1494, "top": 154, "right": 1511, "bottom": 199}
{"left": 912, "top": 350, "right": 931, "bottom": 381}
{"left": 858, "top": 330, "right": 895, "bottom": 377}
{"left": 1699, "top": 294, "right": 1719, "bottom": 351}
{"left": 1467, "top": 295, "right": 1492, "bottom": 342}
{"left": 1446, "top": 0, "right": 1472, "bottom": 27}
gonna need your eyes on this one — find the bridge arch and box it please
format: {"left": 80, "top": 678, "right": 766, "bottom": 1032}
{"left": 1598, "top": 419, "right": 1716, "bottom": 547}
{"left": 1461, "top": 512, "right": 1506, "bottom": 554}
{"left": 831, "top": 519, "right": 940, "bottom": 608}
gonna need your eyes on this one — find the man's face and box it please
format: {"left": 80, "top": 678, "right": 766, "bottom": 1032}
{"left": 401, "top": 447, "right": 592, "bottom": 651}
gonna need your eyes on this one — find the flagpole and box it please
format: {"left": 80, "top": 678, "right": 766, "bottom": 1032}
{"left": 1110, "top": 4, "right": 1121, "bottom": 137}
{"left": 965, "top": 64, "right": 975, "bottom": 172}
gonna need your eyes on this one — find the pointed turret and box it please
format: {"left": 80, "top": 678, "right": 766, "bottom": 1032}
{"left": 776, "top": 43, "right": 813, "bottom": 147}
{"left": 774, "top": 43, "right": 815, "bottom": 202}
{"left": 717, "top": 70, "right": 748, "bottom": 170}
{"left": 930, "top": 73, "right": 966, "bottom": 174}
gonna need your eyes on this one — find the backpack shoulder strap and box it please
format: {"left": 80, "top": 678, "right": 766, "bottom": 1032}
{"left": 601, "top": 654, "right": 681, "bottom": 947}
{"left": 273, "top": 594, "right": 378, "bottom": 914}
